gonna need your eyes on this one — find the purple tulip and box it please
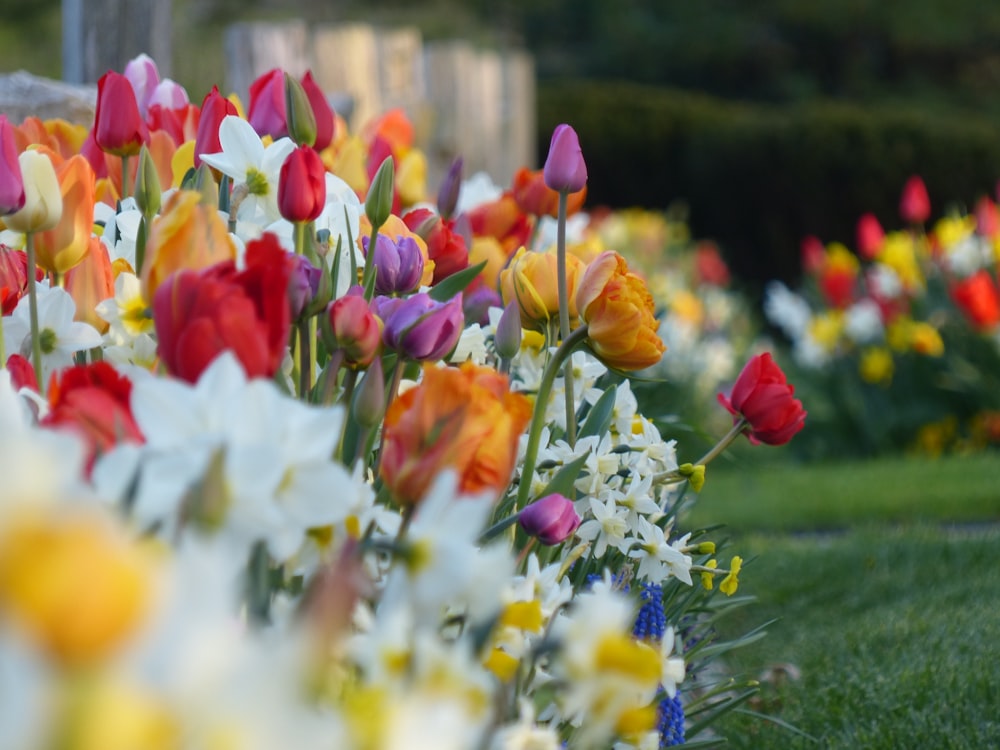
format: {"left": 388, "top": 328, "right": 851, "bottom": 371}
{"left": 519, "top": 493, "right": 581, "bottom": 545}
{"left": 123, "top": 53, "right": 161, "bottom": 116}
{"left": 378, "top": 292, "right": 464, "bottom": 361}
{"left": 365, "top": 233, "right": 424, "bottom": 296}
{"left": 0, "top": 115, "right": 25, "bottom": 216}
{"left": 287, "top": 252, "right": 322, "bottom": 319}
{"left": 437, "top": 156, "right": 463, "bottom": 220}
{"left": 543, "top": 124, "right": 587, "bottom": 194}
{"left": 148, "top": 78, "right": 190, "bottom": 111}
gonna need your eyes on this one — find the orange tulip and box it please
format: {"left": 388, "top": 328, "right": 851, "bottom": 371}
{"left": 44, "top": 119, "right": 89, "bottom": 160}
{"left": 467, "top": 193, "right": 533, "bottom": 259}
{"left": 499, "top": 246, "right": 584, "bottom": 332}
{"left": 576, "top": 251, "right": 665, "bottom": 371}
{"left": 33, "top": 153, "right": 95, "bottom": 275}
{"left": 64, "top": 236, "right": 115, "bottom": 332}
{"left": 140, "top": 189, "right": 237, "bottom": 301}
{"left": 380, "top": 362, "right": 532, "bottom": 505}
{"left": 511, "top": 167, "right": 586, "bottom": 219}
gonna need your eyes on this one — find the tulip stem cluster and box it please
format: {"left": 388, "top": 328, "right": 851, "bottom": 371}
{"left": 515, "top": 324, "right": 591, "bottom": 509}
{"left": 24, "top": 232, "right": 44, "bottom": 391}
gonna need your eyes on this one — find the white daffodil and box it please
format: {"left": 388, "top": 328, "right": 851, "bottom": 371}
{"left": 575, "top": 495, "right": 630, "bottom": 558}
{"left": 96, "top": 271, "right": 153, "bottom": 344}
{"left": 200, "top": 115, "right": 295, "bottom": 227}
{"left": 95, "top": 199, "right": 143, "bottom": 268}
{"left": 2, "top": 285, "right": 102, "bottom": 385}
{"left": 628, "top": 518, "right": 692, "bottom": 585}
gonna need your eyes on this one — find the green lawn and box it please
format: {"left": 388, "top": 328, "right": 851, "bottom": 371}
{"left": 678, "top": 454, "right": 1000, "bottom": 748}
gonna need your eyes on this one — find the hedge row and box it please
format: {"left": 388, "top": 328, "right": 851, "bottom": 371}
{"left": 537, "top": 80, "right": 1000, "bottom": 286}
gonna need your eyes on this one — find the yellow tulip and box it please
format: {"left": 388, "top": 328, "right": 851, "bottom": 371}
{"left": 499, "top": 247, "right": 584, "bottom": 332}
{"left": 5, "top": 148, "right": 63, "bottom": 234}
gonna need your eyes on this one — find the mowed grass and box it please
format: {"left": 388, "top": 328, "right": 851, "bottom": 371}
{"left": 677, "top": 454, "right": 1000, "bottom": 748}
{"left": 685, "top": 452, "right": 1000, "bottom": 533}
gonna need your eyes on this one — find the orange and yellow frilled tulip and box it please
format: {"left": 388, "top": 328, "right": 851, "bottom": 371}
{"left": 65, "top": 236, "right": 115, "bottom": 332}
{"left": 499, "top": 246, "right": 585, "bottom": 332}
{"left": 511, "top": 167, "right": 586, "bottom": 219}
{"left": 380, "top": 362, "right": 533, "bottom": 505}
{"left": 140, "top": 189, "right": 237, "bottom": 302}
{"left": 0, "top": 507, "right": 156, "bottom": 667}
{"left": 576, "top": 251, "right": 665, "bottom": 371}
{"left": 34, "top": 152, "right": 96, "bottom": 275}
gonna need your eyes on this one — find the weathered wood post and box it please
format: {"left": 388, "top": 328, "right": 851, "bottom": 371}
{"left": 62, "top": 0, "right": 173, "bottom": 83}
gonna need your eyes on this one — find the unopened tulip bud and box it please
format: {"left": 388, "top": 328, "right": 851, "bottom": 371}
{"left": 300, "top": 71, "right": 335, "bottom": 151}
{"left": 278, "top": 146, "right": 326, "bottom": 223}
{"left": 543, "top": 124, "right": 587, "bottom": 194}
{"left": 437, "top": 156, "right": 463, "bottom": 220}
{"left": 365, "top": 155, "right": 394, "bottom": 231}
{"left": 5, "top": 149, "right": 62, "bottom": 234}
{"left": 518, "top": 493, "right": 581, "bottom": 545}
{"left": 284, "top": 72, "right": 317, "bottom": 148}
{"left": 0, "top": 115, "right": 25, "bottom": 216}
{"left": 494, "top": 299, "right": 523, "bottom": 361}
{"left": 94, "top": 71, "right": 148, "bottom": 157}
{"left": 134, "top": 145, "right": 161, "bottom": 218}
{"left": 900, "top": 175, "right": 930, "bottom": 225}
{"left": 324, "top": 288, "right": 382, "bottom": 368}
{"left": 352, "top": 354, "right": 385, "bottom": 429}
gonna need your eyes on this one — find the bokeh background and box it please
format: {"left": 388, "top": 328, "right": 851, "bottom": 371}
{"left": 5, "top": 0, "right": 1000, "bottom": 292}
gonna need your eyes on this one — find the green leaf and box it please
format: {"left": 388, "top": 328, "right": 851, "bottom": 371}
{"left": 578, "top": 385, "right": 617, "bottom": 439}
{"left": 428, "top": 259, "right": 488, "bottom": 302}
{"left": 534, "top": 450, "right": 591, "bottom": 501}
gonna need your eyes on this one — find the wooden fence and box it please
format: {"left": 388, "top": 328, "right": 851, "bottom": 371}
{"left": 224, "top": 21, "right": 535, "bottom": 190}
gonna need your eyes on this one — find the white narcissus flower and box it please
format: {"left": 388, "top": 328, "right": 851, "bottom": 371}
{"left": 575, "top": 495, "right": 630, "bottom": 558}
{"left": 199, "top": 115, "right": 295, "bottom": 227}
{"left": 2, "top": 285, "right": 102, "bottom": 385}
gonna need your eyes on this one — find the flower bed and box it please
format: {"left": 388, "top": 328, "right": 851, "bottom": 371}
{"left": 0, "top": 54, "right": 805, "bottom": 748}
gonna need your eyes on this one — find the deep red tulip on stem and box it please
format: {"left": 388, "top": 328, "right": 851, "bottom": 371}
{"left": 194, "top": 86, "right": 238, "bottom": 168}
{"left": 278, "top": 146, "right": 326, "bottom": 223}
{"left": 718, "top": 353, "right": 807, "bottom": 446}
{"left": 300, "top": 71, "right": 335, "bottom": 151}
{"left": 403, "top": 208, "right": 469, "bottom": 285}
{"left": 93, "top": 71, "right": 148, "bottom": 157}
{"left": 153, "top": 233, "right": 292, "bottom": 382}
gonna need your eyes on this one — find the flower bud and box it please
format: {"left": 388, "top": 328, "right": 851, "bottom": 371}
{"left": 284, "top": 72, "right": 317, "bottom": 148}
{"left": 0, "top": 115, "right": 25, "bottom": 215}
{"left": 365, "top": 155, "right": 394, "bottom": 231}
{"left": 494, "top": 299, "right": 523, "bottom": 361}
{"left": 352, "top": 354, "right": 385, "bottom": 428}
{"left": 247, "top": 68, "right": 287, "bottom": 140}
{"left": 855, "top": 213, "right": 884, "bottom": 261}
{"left": 301, "top": 71, "right": 335, "bottom": 151}
{"left": 194, "top": 86, "right": 238, "bottom": 168}
{"left": 900, "top": 175, "right": 930, "bottom": 224}
{"left": 278, "top": 146, "right": 326, "bottom": 223}
{"left": 519, "top": 493, "right": 581, "bottom": 545}
{"left": 324, "top": 287, "right": 382, "bottom": 368}
{"left": 543, "top": 124, "right": 587, "bottom": 194}
{"left": 134, "top": 145, "right": 161, "bottom": 218}
{"left": 677, "top": 463, "right": 706, "bottom": 493}
{"left": 376, "top": 292, "right": 464, "bottom": 362}
{"left": 287, "top": 252, "right": 322, "bottom": 320}
{"left": 365, "top": 233, "right": 424, "bottom": 296}
{"left": 5, "top": 149, "right": 62, "bottom": 234}
{"left": 437, "top": 156, "right": 463, "bottom": 220}
{"left": 94, "top": 71, "right": 148, "bottom": 157}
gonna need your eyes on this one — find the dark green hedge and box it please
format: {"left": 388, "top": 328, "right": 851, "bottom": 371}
{"left": 538, "top": 80, "right": 1000, "bottom": 286}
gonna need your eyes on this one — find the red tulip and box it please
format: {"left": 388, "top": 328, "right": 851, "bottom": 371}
{"left": 194, "top": 86, "right": 238, "bottom": 168}
{"left": 511, "top": 167, "right": 585, "bottom": 219}
{"left": 42, "top": 361, "right": 144, "bottom": 473}
{"left": 247, "top": 68, "right": 287, "bottom": 140}
{"left": 301, "top": 71, "right": 335, "bottom": 151}
{"left": 278, "top": 146, "right": 326, "bottom": 223}
{"left": 856, "top": 213, "right": 885, "bottom": 260}
{"left": 900, "top": 175, "right": 930, "bottom": 224}
{"left": 718, "top": 353, "right": 807, "bottom": 446}
{"left": 153, "top": 233, "right": 292, "bottom": 382}
{"left": 402, "top": 207, "right": 469, "bottom": 284}
{"left": 324, "top": 288, "right": 382, "bottom": 368}
{"left": 0, "top": 245, "right": 33, "bottom": 315}
{"left": 951, "top": 270, "right": 1000, "bottom": 331}
{"left": 93, "top": 71, "right": 148, "bottom": 157}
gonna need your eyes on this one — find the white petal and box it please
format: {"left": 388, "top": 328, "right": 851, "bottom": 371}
{"left": 58, "top": 322, "right": 104, "bottom": 351}
{"left": 218, "top": 115, "right": 265, "bottom": 173}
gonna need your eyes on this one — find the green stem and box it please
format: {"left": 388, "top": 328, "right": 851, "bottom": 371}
{"left": 121, "top": 154, "right": 131, "bottom": 199}
{"left": 0, "top": 308, "right": 6, "bottom": 367}
{"left": 335, "top": 367, "right": 358, "bottom": 461}
{"left": 372, "top": 358, "right": 404, "bottom": 478}
{"left": 297, "top": 317, "right": 313, "bottom": 399}
{"left": 555, "top": 191, "right": 577, "bottom": 446}
{"left": 319, "top": 350, "right": 345, "bottom": 406}
{"left": 293, "top": 220, "right": 308, "bottom": 257}
{"left": 695, "top": 417, "right": 749, "bottom": 466}
{"left": 24, "top": 232, "right": 43, "bottom": 391}
{"left": 516, "top": 325, "right": 590, "bottom": 509}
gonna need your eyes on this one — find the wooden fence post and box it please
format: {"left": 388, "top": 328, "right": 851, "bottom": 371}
{"left": 62, "top": 0, "right": 172, "bottom": 83}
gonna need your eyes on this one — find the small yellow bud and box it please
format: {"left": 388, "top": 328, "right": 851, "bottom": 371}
{"left": 720, "top": 555, "right": 743, "bottom": 596}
